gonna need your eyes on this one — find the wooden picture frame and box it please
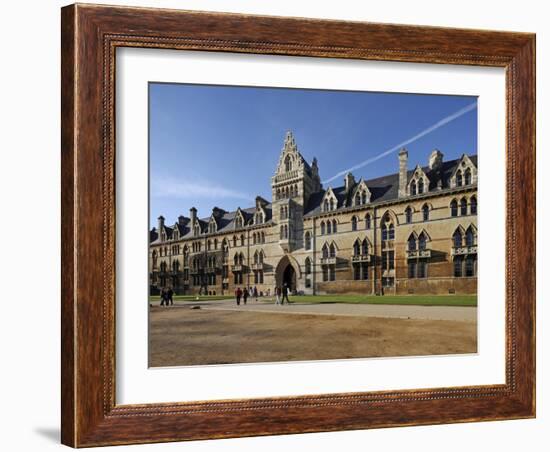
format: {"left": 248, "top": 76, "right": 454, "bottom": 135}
{"left": 61, "top": 3, "right": 535, "bottom": 447}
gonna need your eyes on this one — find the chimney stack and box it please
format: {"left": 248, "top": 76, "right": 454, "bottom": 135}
{"left": 157, "top": 216, "right": 165, "bottom": 241}
{"left": 178, "top": 215, "right": 186, "bottom": 225}
{"left": 189, "top": 207, "right": 197, "bottom": 223}
{"left": 344, "top": 172, "right": 356, "bottom": 193}
{"left": 398, "top": 148, "right": 408, "bottom": 198}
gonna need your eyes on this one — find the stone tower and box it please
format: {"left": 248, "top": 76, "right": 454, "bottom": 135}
{"left": 271, "top": 131, "right": 321, "bottom": 252}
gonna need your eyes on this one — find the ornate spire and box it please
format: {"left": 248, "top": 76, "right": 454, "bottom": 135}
{"left": 282, "top": 130, "right": 298, "bottom": 153}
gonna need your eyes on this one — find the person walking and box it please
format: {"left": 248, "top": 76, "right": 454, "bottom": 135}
{"left": 275, "top": 286, "right": 281, "bottom": 305}
{"left": 243, "top": 287, "right": 249, "bottom": 305}
{"left": 235, "top": 287, "right": 242, "bottom": 306}
{"left": 253, "top": 286, "right": 258, "bottom": 301}
{"left": 166, "top": 287, "right": 174, "bottom": 306}
{"left": 160, "top": 288, "right": 166, "bottom": 306}
{"left": 282, "top": 283, "right": 290, "bottom": 304}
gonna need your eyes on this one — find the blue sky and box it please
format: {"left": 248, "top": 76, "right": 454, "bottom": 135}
{"left": 149, "top": 83, "right": 477, "bottom": 227}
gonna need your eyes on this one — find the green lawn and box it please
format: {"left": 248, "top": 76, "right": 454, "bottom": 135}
{"left": 286, "top": 294, "right": 477, "bottom": 307}
{"left": 149, "top": 293, "right": 476, "bottom": 307}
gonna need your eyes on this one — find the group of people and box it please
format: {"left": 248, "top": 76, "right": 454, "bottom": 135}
{"left": 234, "top": 286, "right": 259, "bottom": 305}
{"left": 274, "top": 284, "right": 291, "bottom": 305}
{"left": 159, "top": 287, "right": 174, "bottom": 306}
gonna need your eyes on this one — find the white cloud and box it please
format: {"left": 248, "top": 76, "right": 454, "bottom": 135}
{"left": 152, "top": 177, "right": 252, "bottom": 200}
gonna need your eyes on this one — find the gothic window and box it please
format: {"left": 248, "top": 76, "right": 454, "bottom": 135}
{"left": 194, "top": 225, "right": 200, "bottom": 236}
{"left": 453, "top": 229, "right": 463, "bottom": 248}
{"left": 388, "top": 223, "right": 395, "bottom": 240}
{"left": 405, "top": 207, "right": 412, "bottom": 224}
{"left": 320, "top": 221, "right": 325, "bottom": 235}
{"left": 322, "top": 266, "right": 328, "bottom": 282}
{"left": 450, "top": 199, "right": 458, "bottom": 217}
{"left": 365, "top": 214, "right": 371, "bottom": 230}
{"left": 465, "top": 168, "right": 472, "bottom": 185}
{"left": 408, "top": 261, "right": 416, "bottom": 278}
{"left": 353, "top": 240, "right": 360, "bottom": 256}
{"left": 254, "top": 250, "right": 259, "bottom": 264}
{"left": 332, "top": 220, "right": 337, "bottom": 233}
{"left": 456, "top": 170, "right": 463, "bottom": 187}
{"left": 207, "top": 240, "right": 212, "bottom": 251}
{"left": 355, "top": 192, "right": 361, "bottom": 206}
{"left": 417, "top": 260, "right": 427, "bottom": 278}
{"left": 252, "top": 233, "right": 257, "bottom": 245}
{"left": 235, "top": 216, "right": 243, "bottom": 229}
{"left": 465, "top": 255, "right": 476, "bottom": 276}
{"left": 351, "top": 216, "right": 358, "bottom": 231}
{"left": 240, "top": 234, "right": 245, "bottom": 247}
{"left": 233, "top": 235, "right": 237, "bottom": 247}
{"left": 408, "top": 234, "right": 417, "bottom": 251}
{"left": 304, "top": 231, "right": 311, "bottom": 250}
{"left": 305, "top": 257, "right": 311, "bottom": 275}
{"left": 214, "top": 239, "right": 217, "bottom": 250}
{"left": 454, "top": 256, "right": 463, "bottom": 277}
{"left": 465, "top": 226, "right": 476, "bottom": 247}
{"left": 322, "top": 243, "right": 329, "bottom": 259}
{"left": 422, "top": 204, "right": 430, "bottom": 221}
{"left": 361, "top": 239, "right": 369, "bottom": 256}
{"left": 410, "top": 180, "right": 417, "bottom": 196}
{"left": 327, "top": 221, "right": 332, "bottom": 234}
{"left": 460, "top": 198, "right": 468, "bottom": 216}
{"left": 323, "top": 199, "right": 329, "bottom": 212}
{"left": 276, "top": 188, "right": 281, "bottom": 199}
{"left": 418, "top": 232, "right": 427, "bottom": 250}
{"left": 285, "top": 155, "right": 292, "bottom": 172}
{"left": 470, "top": 196, "right": 477, "bottom": 215}
{"left": 361, "top": 191, "right": 367, "bottom": 205}
{"left": 261, "top": 232, "right": 265, "bottom": 244}
{"left": 329, "top": 199, "right": 335, "bottom": 211}
{"left": 329, "top": 243, "right": 336, "bottom": 258}
{"left": 258, "top": 250, "right": 264, "bottom": 264}
{"left": 329, "top": 265, "right": 336, "bottom": 281}
{"left": 418, "top": 178, "right": 424, "bottom": 194}
{"left": 354, "top": 264, "right": 361, "bottom": 280}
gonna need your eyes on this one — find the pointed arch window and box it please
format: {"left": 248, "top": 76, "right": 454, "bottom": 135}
{"left": 465, "top": 168, "right": 472, "bottom": 185}
{"left": 460, "top": 198, "right": 468, "bottom": 216}
{"left": 365, "top": 214, "right": 371, "bottom": 230}
{"left": 456, "top": 170, "right": 463, "bottom": 187}
{"left": 329, "top": 199, "right": 335, "bottom": 211}
{"left": 329, "top": 243, "right": 336, "bottom": 258}
{"left": 327, "top": 221, "right": 332, "bottom": 234}
{"left": 408, "top": 234, "right": 417, "bottom": 251}
{"left": 361, "top": 239, "right": 369, "bottom": 256}
{"left": 418, "top": 178, "right": 424, "bottom": 194}
{"left": 304, "top": 231, "right": 311, "bottom": 250}
{"left": 332, "top": 220, "right": 337, "bottom": 233}
{"left": 450, "top": 199, "right": 458, "bottom": 217}
{"left": 405, "top": 207, "right": 412, "bottom": 224}
{"left": 410, "top": 180, "right": 417, "bottom": 196}
{"left": 465, "top": 226, "right": 476, "bottom": 247}
{"left": 422, "top": 204, "right": 430, "bottom": 221}
{"left": 322, "top": 243, "right": 329, "bottom": 259}
{"left": 285, "top": 155, "right": 292, "bottom": 172}
{"left": 323, "top": 199, "right": 329, "bottom": 212}
{"left": 320, "top": 221, "right": 325, "bottom": 235}
{"left": 351, "top": 216, "right": 358, "bottom": 231}
{"left": 353, "top": 240, "right": 360, "bottom": 256}
{"left": 470, "top": 196, "right": 477, "bottom": 215}
{"left": 453, "top": 229, "right": 463, "bottom": 248}
{"left": 361, "top": 191, "right": 367, "bottom": 205}
{"left": 305, "top": 257, "right": 312, "bottom": 275}
{"left": 355, "top": 192, "right": 361, "bottom": 206}
{"left": 418, "top": 232, "right": 427, "bottom": 251}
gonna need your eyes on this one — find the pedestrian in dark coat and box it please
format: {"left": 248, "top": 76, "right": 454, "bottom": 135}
{"left": 160, "top": 288, "right": 166, "bottom": 306}
{"left": 243, "top": 288, "right": 249, "bottom": 305}
{"left": 282, "top": 284, "right": 290, "bottom": 304}
{"left": 167, "top": 288, "right": 174, "bottom": 306}
{"left": 253, "top": 286, "right": 258, "bottom": 301}
{"left": 235, "top": 287, "right": 242, "bottom": 305}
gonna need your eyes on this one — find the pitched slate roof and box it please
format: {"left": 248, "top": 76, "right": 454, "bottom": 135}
{"left": 304, "top": 154, "right": 477, "bottom": 217}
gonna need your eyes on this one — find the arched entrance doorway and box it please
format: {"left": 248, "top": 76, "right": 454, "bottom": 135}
{"left": 275, "top": 255, "right": 300, "bottom": 292}
{"left": 282, "top": 264, "right": 296, "bottom": 291}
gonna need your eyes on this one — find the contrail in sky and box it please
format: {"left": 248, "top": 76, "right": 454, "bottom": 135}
{"left": 322, "top": 101, "right": 477, "bottom": 184}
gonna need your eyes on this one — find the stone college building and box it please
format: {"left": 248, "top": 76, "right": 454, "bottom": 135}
{"left": 149, "top": 132, "right": 478, "bottom": 296}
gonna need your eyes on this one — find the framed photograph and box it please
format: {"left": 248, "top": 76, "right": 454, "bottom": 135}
{"left": 61, "top": 3, "right": 536, "bottom": 447}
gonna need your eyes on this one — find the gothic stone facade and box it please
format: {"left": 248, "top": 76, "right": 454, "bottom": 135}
{"left": 149, "top": 132, "right": 478, "bottom": 296}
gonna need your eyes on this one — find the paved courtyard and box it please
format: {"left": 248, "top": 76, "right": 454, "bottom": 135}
{"left": 149, "top": 298, "right": 477, "bottom": 367}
